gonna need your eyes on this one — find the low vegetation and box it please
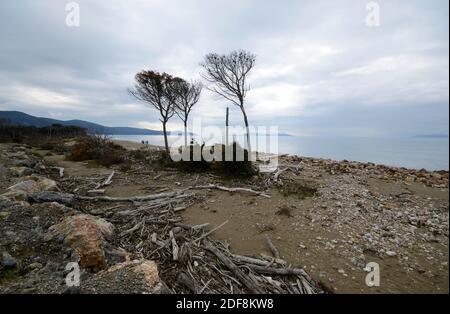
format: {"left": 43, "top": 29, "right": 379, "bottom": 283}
{"left": 0, "top": 122, "right": 86, "bottom": 144}
{"left": 278, "top": 179, "right": 317, "bottom": 199}
{"left": 174, "top": 142, "right": 256, "bottom": 178}
{"left": 65, "top": 135, "right": 126, "bottom": 167}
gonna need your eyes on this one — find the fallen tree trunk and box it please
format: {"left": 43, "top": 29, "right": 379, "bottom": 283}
{"left": 246, "top": 264, "right": 312, "bottom": 283}
{"left": 190, "top": 184, "right": 270, "bottom": 198}
{"left": 76, "top": 190, "right": 188, "bottom": 202}
{"left": 232, "top": 254, "right": 286, "bottom": 267}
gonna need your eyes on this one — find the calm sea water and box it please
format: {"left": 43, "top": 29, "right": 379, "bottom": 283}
{"left": 111, "top": 134, "right": 449, "bottom": 171}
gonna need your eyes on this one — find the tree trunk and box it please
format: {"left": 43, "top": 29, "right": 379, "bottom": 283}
{"left": 240, "top": 106, "right": 251, "bottom": 153}
{"left": 162, "top": 120, "right": 169, "bottom": 154}
{"left": 184, "top": 121, "right": 188, "bottom": 147}
{"left": 225, "top": 107, "right": 229, "bottom": 146}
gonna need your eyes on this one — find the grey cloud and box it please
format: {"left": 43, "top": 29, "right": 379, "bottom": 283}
{"left": 0, "top": 0, "right": 448, "bottom": 136}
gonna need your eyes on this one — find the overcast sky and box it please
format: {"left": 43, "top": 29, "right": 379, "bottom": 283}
{"left": 0, "top": 0, "right": 448, "bottom": 137}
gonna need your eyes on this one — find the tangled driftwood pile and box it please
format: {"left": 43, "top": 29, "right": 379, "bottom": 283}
{"left": 72, "top": 186, "right": 323, "bottom": 294}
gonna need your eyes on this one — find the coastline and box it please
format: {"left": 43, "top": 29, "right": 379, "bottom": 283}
{"left": 112, "top": 138, "right": 449, "bottom": 188}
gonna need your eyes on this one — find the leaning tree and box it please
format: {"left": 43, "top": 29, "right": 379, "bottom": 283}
{"left": 201, "top": 50, "right": 256, "bottom": 152}
{"left": 173, "top": 79, "right": 202, "bottom": 146}
{"left": 128, "top": 71, "right": 178, "bottom": 154}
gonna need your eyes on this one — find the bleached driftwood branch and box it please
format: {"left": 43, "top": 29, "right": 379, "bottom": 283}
{"left": 76, "top": 190, "right": 188, "bottom": 202}
{"left": 189, "top": 184, "right": 270, "bottom": 198}
{"left": 264, "top": 234, "right": 281, "bottom": 259}
{"left": 103, "top": 171, "right": 115, "bottom": 186}
{"left": 51, "top": 167, "right": 65, "bottom": 178}
{"left": 192, "top": 220, "right": 229, "bottom": 244}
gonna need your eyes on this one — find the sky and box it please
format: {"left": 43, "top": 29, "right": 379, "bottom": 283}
{"left": 0, "top": 0, "right": 448, "bottom": 137}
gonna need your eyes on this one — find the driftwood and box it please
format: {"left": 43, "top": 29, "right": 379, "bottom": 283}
{"left": 272, "top": 162, "right": 303, "bottom": 183}
{"left": 273, "top": 168, "right": 288, "bottom": 182}
{"left": 52, "top": 167, "right": 65, "bottom": 178}
{"left": 76, "top": 190, "right": 188, "bottom": 202}
{"left": 259, "top": 253, "right": 287, "bottom": 266}
{"left": 103, "top": 171, "right": 115, "bottom": 186}
{"left": 87, "top": 189, "right": 105, "bottom": 194}
{"left": 204, "top": 240, "right": 264, "bottom": 294}
{"left": 232, "top": 254, "right": 286, "bottom": 267}
{"left": 170, "top": 230, "right": 179, "bottom": 261}
{"left": 192, "top": 220, "right": 228, "bottom": 244}
{"left": 190, "top": 184, "right": 270, "bottom": 198}
{"left": 246, "top": 264, "right": 311, "bottom": 281}
{"left": 264, "top": 234, "right": 281, "bottom": 259}
{"left": 120, "top": 221, "right": 145, "bottom": 237}
{"left": 177, "top": 272, "right": 197, "bottom": 293}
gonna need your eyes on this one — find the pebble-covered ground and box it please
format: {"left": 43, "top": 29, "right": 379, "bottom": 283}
{"left": 0, "top": 142, "right": 448, "bottom": 294}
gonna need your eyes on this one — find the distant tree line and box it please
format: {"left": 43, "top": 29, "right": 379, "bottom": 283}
{"left": 0, "top": 119, "right": 86, "bottom": 142}
{"left": 128, "top": 49, "right": 256, "bottom": 155}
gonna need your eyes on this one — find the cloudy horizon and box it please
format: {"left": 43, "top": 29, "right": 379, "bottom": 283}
{"left": 0, "top": 0, "right": 448, "bottom": 137}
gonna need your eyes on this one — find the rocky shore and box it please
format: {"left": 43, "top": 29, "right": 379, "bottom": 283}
{"left": 0, "top": 141, "right": 448, "bottom": 294}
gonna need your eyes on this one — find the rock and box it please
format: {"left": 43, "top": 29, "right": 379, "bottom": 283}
{"left": 0, "top": 198, "right": 14, "bottom": 209}
{"left": 386, "top": 251, "right": 397, "bottom": 257}
{"left": 0, "top": 190, "right": 28, "bottom": 202}
{"left": 7, "top": 176, "right": 58, "bottom": 194}
{"left": 1, "top": 252, "right": 18, "bottom": 269}
{"left": 83, "top": 260, "right": 165, "bottom": 294}
{"left": 28, "top": 192, "right": 75, "bottom": 206}
{"left": 7, "top": 180, "right": 39, "bottom": 194}
{"left": 35, "top": 177, "right": 59, "bottom": 192}
{"left": 11, "top": 159, "right": 35, "bottom": 168}
{"left": 1, "top": 176, "right": 59, "bottom": 204}
{"left": 48, "top": 214, "right": 115, "bottom": 269}
{"left": 9, "top": 166, "right": 33, "bottom": 177}
{"left": 27, "top": 262, "right": 43, "bottom": 272}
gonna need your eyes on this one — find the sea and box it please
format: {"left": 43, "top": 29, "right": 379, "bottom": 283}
{"left": 111, "top": 134, "right": 449, "bottom": 171}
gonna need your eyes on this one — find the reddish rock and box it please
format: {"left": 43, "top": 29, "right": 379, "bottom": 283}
{"left": 49, "top": 214, "right": 114, "bottom": 269}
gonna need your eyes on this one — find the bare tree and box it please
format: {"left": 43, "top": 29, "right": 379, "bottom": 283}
{"left": 201, "top": 50, "right": 256, "bottom": 152}
{"left": 173, "top": 79, "right": 202, "bottom": 146}
{"left": 128, "top": 71, "right": 177, "bottom": 154}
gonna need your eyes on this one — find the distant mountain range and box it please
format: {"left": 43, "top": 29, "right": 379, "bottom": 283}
{"left": 0, "top": 111, "right": 166, "bottom": 135}
{"left": 413, "top": 134, "right": 449, "bottom": 139}
{"left": 0, "top": 111, "right": 293, "bottom": 137}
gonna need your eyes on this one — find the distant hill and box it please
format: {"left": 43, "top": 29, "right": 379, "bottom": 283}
{"left": 0, "top": 111, "right": 165, "bottom": 135}
{"left": 413, "top": 134, "right": 449, "bottom": 139}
